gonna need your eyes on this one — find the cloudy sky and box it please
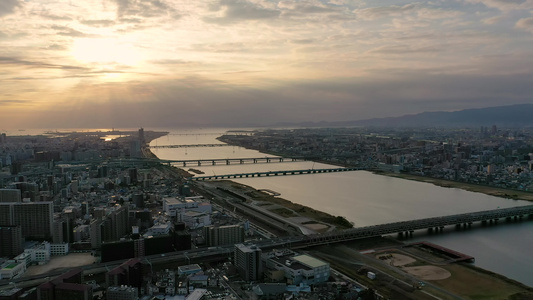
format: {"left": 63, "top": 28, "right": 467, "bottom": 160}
{"left": 1, "top": 0, "right": 533, "bottom": 129}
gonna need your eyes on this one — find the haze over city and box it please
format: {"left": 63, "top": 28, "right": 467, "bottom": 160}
{"left": 2, "top": 0, "right": 533, "bottom": 129}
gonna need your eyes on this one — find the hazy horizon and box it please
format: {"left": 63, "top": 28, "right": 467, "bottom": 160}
{"left": 2, "top": 0, "right": 533, "bottom": 129}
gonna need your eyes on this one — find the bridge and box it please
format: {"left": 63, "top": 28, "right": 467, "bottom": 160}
{"left": 148, "top": 144, "right": 232, "bottom": 149}
{"left": 166, "top": 132, "right": 225, "bottom": 136}
{"left": 165, "top": 131, "right": 254, "bottom": 136}
{"left": 191, "top": 167, "right": 362, "bottom": 180}
{"left": 159, "top": 156, "right": 311, "bottom": 167}
{"left": 299, "top": 204, "right": 533, "bottom": 247}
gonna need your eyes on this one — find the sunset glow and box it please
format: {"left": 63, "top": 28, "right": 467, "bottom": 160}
{"left": 1, "top": 0, "right": 533, "bottom": 128}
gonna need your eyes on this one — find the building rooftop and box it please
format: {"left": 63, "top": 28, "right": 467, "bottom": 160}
{"left": 293, "top": 255, "right": 328, "bottom": 268}
{"left": 178, "top": 264, "right": 202, "bottom": 273}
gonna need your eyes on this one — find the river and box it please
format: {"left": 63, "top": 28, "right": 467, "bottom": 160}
{"left": 150, "top": 128, "right": 533, "bottom": 287}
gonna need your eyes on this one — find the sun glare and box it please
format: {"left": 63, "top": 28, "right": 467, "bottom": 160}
{"left": 71, "top": 38, "right": 141, "bottom": 66}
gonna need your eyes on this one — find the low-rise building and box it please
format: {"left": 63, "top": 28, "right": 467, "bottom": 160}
{"left": 50, "top": 243, "right": 69, "bottom": 256}
{"left": 0, "top": 261, "right": 26, "bottom": 279}
{"left": 177, "top": 264, "right": 202, "bottom": 276}
{"left": 264, "top": 251, "right": 330, "bottom": 285}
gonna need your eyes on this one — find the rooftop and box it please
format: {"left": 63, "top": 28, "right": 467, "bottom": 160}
{"left": 293, "top": 255, "right": 328, "bottom": 269}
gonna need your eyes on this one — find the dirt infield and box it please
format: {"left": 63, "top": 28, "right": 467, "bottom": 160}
{"left": 403, "top": 266, "right": 452, "bottom": 280}
{"left": 23, "top": 253, "right": 96, "bottom": 277}
{"left": 377, "top": 253, "right": 416, "bottom": 266}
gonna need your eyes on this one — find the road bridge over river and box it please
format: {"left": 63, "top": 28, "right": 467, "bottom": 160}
{"left": 158, "top": 156, "right": 312, "bottom": 167}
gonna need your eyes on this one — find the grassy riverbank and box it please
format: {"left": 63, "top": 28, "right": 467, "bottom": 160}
{"left": 378, "top": 171, "right": 533, "bottom": 202}
{"left": 203, "top": 180, "right": 354, "bottom": 230}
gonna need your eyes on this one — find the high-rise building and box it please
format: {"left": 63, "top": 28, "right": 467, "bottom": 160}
{"left": 204, "top": 224, "right": 244, "bottom": 247}
{"left": 106, "top": 259, "right": 143, "bottom": 293}
{"left": 0, "top": 225, "right": 23, "bottom": 257}
{"left": 138, "top": 128, "right": 145, "bottom": 144}
{"left": 234, "top": 244, "right": 262, "bottom": 281}
{"left": 0, "top": 189, "right": 21, "bottom": 202}
{"left": 0, "top": 202, "right": 53, "bottom": 240}
{"left": 90, "top": 205, "right": 129, "bottom": 248}
{"left": 38, "top": 269, "right": 92, "bottom": 300}
{"left": 90, "top": 219, "right": 104, "bottom": 248}
{"left": 132, "top": 193, "right": 144, "bottom": 209}
{"left": 129, "top": 141, "right": 141, "bottom": 158}
{"left": 107, "top": 285, "right": 139, "bottom": 300}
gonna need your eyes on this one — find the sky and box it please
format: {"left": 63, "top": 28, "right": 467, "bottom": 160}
{"left": 1, "top": 0, "right": 533, "bottom": 129}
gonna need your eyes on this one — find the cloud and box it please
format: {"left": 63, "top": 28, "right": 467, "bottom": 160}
{"left": 369, "top": 45, "right": 440, "bottom": 55}
{"left": 483, "top": 15, "right": 504, "bottom": 24}
{"left": 50, "top": 25, "right": 97, "bottom": 37}
{"left": 42, "top": 44, "right": 68, "bottom": 51}
{"left": 278, "top": 1, "right": 341, "bottom": 14}
{"left": 80, "top": 19, "right": 116, "bottom": 27}
{"left": 465, "top": 0, "right": 531, "bottom": 12}
{"left": 289, "top": 39, "right": 315, "bottom": 44}
{"left": 11, "top": 69, "right": 533, "bottom": 129}
{"left": 516, "top": 17, "right": 533, "bottom": 32}
{"left": 148, "top": 59, "right": 198, "bottom": 65}
{"left": 0, "top": 0, "right": 22, "bottom": 17}
{"left": 354, "top": 3, "right": 418, "bottom": 20}
{"left": 0, "top": 99, "right": 29, "bottom": 104}
{"left": 111, "top": 0, "right": 176, "bottom": 18}
{"left": 204, "top": 0, "right": 280, "bottom": 24}
{"left": 37, "top": 12, "right": 72, "bottom": 21}
{"left": 0, "top": 56, "right": 88, "bottom": 71}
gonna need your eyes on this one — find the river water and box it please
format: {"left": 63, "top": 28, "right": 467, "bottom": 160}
{"left": 150, "top": 128, "right": 533, "bottom": 287}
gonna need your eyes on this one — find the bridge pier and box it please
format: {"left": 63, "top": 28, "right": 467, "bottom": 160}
{"left": 240, "top": 159, "right": 244, "bottom": 164}
{"left": 197, "top": 161, "right": 201, "bottom": 166}
{"left": 226, "top": 160, "right": 230, "bottom": 165}
{"left": 212, "top": 160, "right": 216, "bottom": 165}
{"left": 253, "top": 159, "right": 257, "bottom": 163}
{"left": 183, "top": 162, "right": 187, "bottom": 167}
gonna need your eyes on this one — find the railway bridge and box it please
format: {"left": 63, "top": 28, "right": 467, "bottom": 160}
{"left": 299, "top": 204, "right": 533, "bottom": 246}
{"left": 191, "top": 167, "right": 362, "bottom": 180}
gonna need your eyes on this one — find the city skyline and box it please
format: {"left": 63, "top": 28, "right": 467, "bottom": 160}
{"left": 1, "top": 0, "right": 533, "bottom": 129}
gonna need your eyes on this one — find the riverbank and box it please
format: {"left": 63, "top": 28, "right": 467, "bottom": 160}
{"left": 378, "top": 171, "right": 533, "bottom": 202}
{"left": 197, "top": 179, "right": 354, "bottom": 231}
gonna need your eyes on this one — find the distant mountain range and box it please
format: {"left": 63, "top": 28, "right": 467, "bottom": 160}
{"left": 274, "top": 104, "right": 533, "bottom": 128}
